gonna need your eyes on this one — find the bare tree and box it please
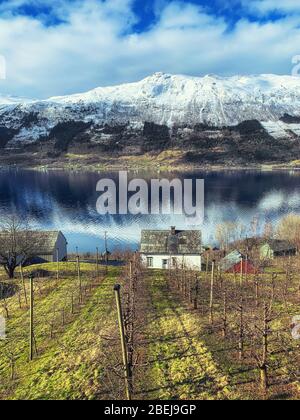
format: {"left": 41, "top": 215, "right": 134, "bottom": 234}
{"left": 277, "top": 214, "right": 300, "bottom": 251}
{"left": 0, "top": 216, "right": 36, "bottom": 279}
{"left": 216, "top": 222, "right": 246, "bottom": 252}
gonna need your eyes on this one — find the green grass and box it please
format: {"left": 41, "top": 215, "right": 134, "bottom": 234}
{"left": 1, "top": 263, "right": 298, "bottom": 400}
{"left": 142, "top": 271, "right": 232, "bottom": 400}
{"left": 0, "top": 263, "right": 121, "bottom": 400}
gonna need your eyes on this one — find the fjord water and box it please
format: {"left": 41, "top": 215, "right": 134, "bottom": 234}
{"left": 0, "top": 168, "right": 299, "bottom": 253}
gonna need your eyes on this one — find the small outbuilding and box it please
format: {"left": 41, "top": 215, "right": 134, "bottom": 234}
{"left": 27, "top": 231, "right": 68, "bottom": 264}
{"left": 219, "top": 250, "right": 257, "bottom": 274}
{"left": 260, "top": 240, "right": 296, "bottom": 260}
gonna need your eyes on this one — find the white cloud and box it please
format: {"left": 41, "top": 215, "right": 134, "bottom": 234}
{"left": 245, "top": 0, "right": 300, "bottom": 14}
{"left": 0, "top": 0, "right": 300, "bottom": 98}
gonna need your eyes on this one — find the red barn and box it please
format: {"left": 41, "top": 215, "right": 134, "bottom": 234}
{"left": 220, "top": 250, "right": 257, "bottom": 274}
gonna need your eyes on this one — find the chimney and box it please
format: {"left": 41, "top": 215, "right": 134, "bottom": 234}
{"left": 171, "top": 226, "right": 176, "bottom": 235}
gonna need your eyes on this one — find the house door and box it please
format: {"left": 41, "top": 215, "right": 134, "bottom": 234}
{"left": 162, "top": 259, "right": 168, "bottom": 269}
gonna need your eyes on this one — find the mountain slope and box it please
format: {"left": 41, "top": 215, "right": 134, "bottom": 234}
{"left": 1, "top": 73, "right": 300, "bottom": 167}
{"left": 44, "top": 73, "right": 300, "bottom": 127}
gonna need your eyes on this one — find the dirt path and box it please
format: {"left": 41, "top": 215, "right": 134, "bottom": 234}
{"left": 137, "top": 270, "right": 231, "bottom": 400}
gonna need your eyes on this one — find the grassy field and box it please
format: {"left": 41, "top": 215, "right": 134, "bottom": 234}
{"left": 0, "top": 262, "right": 299, "bottom": 400}
{"left": 139, "top": 271, "right": 231, "bottom": 400}
{"left": 0, "top": 262, "right": 122, "bottom": 400}
{"left": 165, "top": 265, "right": 300, "bottom": 400}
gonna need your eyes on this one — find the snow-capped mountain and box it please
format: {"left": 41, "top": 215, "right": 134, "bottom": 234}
{"left": 45, "top": 72, "right": 300, "bottom": 127}
{"left": 1, "top": 73, "right": 300, "bottom": 160}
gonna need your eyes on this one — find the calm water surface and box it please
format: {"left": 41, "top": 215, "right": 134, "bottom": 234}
{"left": 0, "top": 168, "right": 299, "bottom": 253}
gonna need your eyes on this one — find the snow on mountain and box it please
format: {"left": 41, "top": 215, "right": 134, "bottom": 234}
{"left": 0, "top": 94, "right": 33, "bottom": 105}
{"left": 1, "top": 73, "right": 300, "bottom": 144}
{"left": 261, "top": 121, "right": 300, "bottom": 139}
{"left": 43, "top": 72, "right": 300, "bottom": 127}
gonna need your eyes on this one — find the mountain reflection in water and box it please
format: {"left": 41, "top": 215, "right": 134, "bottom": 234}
{"left": 0, "top": 168, "right": 299, "bottom": 253}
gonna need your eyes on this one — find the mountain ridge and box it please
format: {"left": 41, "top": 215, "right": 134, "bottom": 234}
{"left": 1, "top": 72, "right": 300, "bottom": 168}
{"left": 2, "top": 72, "right": 300, "bottom": 126}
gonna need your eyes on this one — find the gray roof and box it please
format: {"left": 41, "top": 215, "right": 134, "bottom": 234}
{"left": 140, "top": 229, "right": 202, "bottom": 255}
{"left": 31, "top": 231, "right": 65, "bottom": 254}
{"left": 0, "top": 230, "right": 65, "bottom": 255}
{"left": 263, "top": 240, "right": 296, "bottom": 253}
{"left": 220, "top": 250, "right": 244, "bottom": 272}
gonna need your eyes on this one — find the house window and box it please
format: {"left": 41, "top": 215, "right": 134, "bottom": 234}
{"left": 162, "top": 259, "right": 169, "bottom": 269}
{"left": 147, "top": 257, "right": 154, "bottom": 268}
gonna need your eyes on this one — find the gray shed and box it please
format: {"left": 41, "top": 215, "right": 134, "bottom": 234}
{"left": 27, "top": 231, "right": 68, "bottom": 264}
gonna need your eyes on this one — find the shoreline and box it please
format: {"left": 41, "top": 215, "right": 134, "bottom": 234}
{"left": 1, "top": 151, "right": 300, "bottom": 174}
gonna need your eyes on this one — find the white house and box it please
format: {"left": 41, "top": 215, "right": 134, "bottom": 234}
{"left": 140, "top": 227, "right": 202, "bottom": 271}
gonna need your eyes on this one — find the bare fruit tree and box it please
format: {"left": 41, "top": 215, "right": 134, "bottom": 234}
{"left": 277, "top": 214, "right": 300, "bottom": 251}
{"left": 0, "top": 217, "right": 36, "bottom": 279}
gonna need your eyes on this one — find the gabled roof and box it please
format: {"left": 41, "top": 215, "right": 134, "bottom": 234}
{"left": 220, "top": 250, "right": 244, "bottom": 272}
{"left": 262, "top": 239, "right": 296, "bottom": 252}
{"left": 30, "top": 231, "right": 65, "bottom": 254}
{"left": 0, "top": 230, "right": 65, "bottom": 255}
{"left": 140, "top": 229, "right": 202, "bottom": 255}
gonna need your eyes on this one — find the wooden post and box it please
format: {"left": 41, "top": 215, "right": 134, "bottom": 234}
{"left": 29, "top": 276, "right": 34, "bottom": 361}
{"left": 96, "top": 247, "right": 99, "bottom": 279}
{"left": 56, "top": 248, "right": 59, "bottom": 282}
{"left": 10, "top": 357, "right": 15, "bottom": 381}
{"left": 209, "top": 260, "right": 215, "bottom": 325}
{"left": 189, "top": 275, "right": 193, "bottom": 305}
{"left": 76, "top": 255, "right": 82, "bottom": 303}
{"left": 260, "top": 303, "right": 269, "bottom": 393}
{"left": 194, "top": 275, "right": 199, "bottom": 310}
{"left": 71, "top": 292, "right": 74, "bottom": 315}
{"left": 205, "top": 254, "right": 209, "bottom": 282}
{"left": 181, "top": 258, "right": 184, "bottom": 293}
{"left": 240, "top": 258, "right": 243, "bottom": 287}
{"left": 255, "top": 281, "right": 259, "bottom": 308}
{"left": 222, "top": 291, "right": 227, "bottom": 338}
{"left": 114, "top": 284, "right": 131, "bottom": 401}
{"left": 20, "top": 264, "right": 28, "bottom": 306}
{"left": 63, "top": 308, "right": 66, "bottom": 326}
{"left": 105, "top": 231, "right": 108, "bottom": 274}
{"left": 238, "top": 297, "right": 244, "bottom": 361}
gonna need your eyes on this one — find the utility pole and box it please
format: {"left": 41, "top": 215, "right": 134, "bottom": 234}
{"left": 114, "top": 284, "right": 131, "bottom": 401}
{"left": 29, "top": 276, "right": 34, "bottom": 361}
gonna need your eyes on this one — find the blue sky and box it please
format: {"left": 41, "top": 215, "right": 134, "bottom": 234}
{"left": 0, "top": 0, "right": 300, "bottom": 98}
